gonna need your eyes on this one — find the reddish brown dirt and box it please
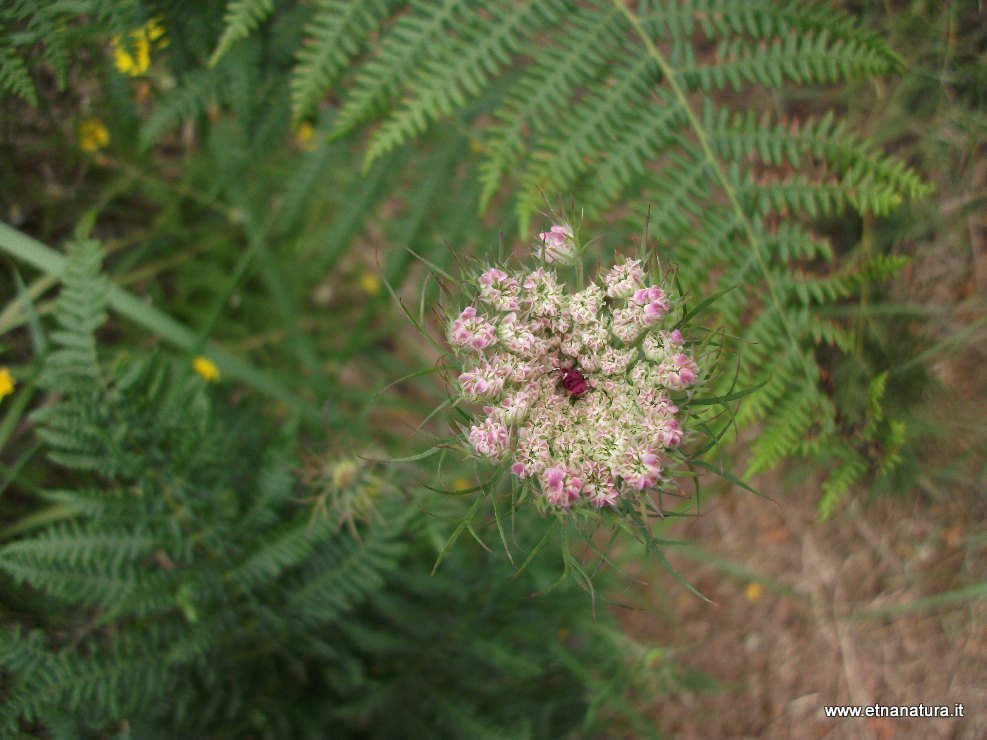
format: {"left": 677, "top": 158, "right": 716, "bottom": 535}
{"left": 615, "top": 475, "right": 987, "bottom": 739}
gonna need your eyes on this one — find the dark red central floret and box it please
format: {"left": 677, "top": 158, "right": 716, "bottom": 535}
{"left": 558, "top": 366, "right": 588, "bottom": 397}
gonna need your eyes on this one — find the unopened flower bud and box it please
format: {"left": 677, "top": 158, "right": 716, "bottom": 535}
{"left": 537, "top": 224, "right": 577, "bottom": 265}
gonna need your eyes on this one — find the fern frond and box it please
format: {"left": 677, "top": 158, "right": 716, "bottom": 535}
{"left": 641, "top": 0, "right": 902, "bottom": 60}
{"left": 478, "top": 4, "right": 626, "bottom": 211}
{"left": 229, "top": 515, "right": 335, "bottom": 590}
{"left": 704, "top": 104, "right": 919, "bottom": 180}
{"left": 291, "top": 0, "right": 397, "bottom": 122}
{"left": 34, "top": 239, "right": 107, "bottom": 390}
{"left": 746, "top": 383, "right": 823, "bottom": 475}
{"left": 515, "top": 54, "right": 669, "bottom": 230}
{"left": 581, "top": 89, "right": 688, "bottom": 217}
{"left": 663, "top": 204, "right": 741, "bottom": 280}
{"left": 637, "top": 149, "right": 713, "bottom": 241}
{"left": 792, "top": 269, "right": 858, "bottom": 306}
{"left": 0, "top": 0, "right": 85, "bottom": 105}
{"left": 210, "top": 0, "right": 275, "bottom": 66}
{"left": 0, "top": 42, "right": 37, "bottom": 105}
{"left": 879, "top": 420, "right": 906, "bottom": 477}
{"left": 428, "top": 685, "right": 532, "bottom": 740}
{"left": 26, "top": 239, "right": 114, "bottom": 472}
{"left": 676, "top": 30, "right": 899, "bottom": 92}
{"left": 734, "top": 167, "right": 904, "bottom": 218}
{"left": 864, "top": 253, "right": 910, "bottom": 282}
{"left": 0, "top": 521, "right": 158, "bottom": 606}
{"left": 363, "top": 0, "right": 574, "bottom": 167}
{"left": 798, "top": 310, "right": 854, "bottom": 353}
{"left": 0, "top": 627, "right": 52, "bottom": 678}
{"left": 0, "top": 627, "right": 58, "bottom": 732}
{"left": 13, "top": 628, "right": 174, "bottom": 722}
{"left": 731, "top": 169, "right": 841, "bottom": 218}
{"left": 735, "top": 320, "right": 805, "bottom": 422}
{"left": 331, "top": 0, "right": 469, "bottom": 139}
{"left": 865, "top": 369, "right": 888, "bottom": 430}
{"left": 763, "top": 221, "right": 833, "bottom": 262}
{"left": 817, "top": 446, "right": 867, "bottom": 520}
{"left": 287, "top": 503, "right": 412, "bottom": 624}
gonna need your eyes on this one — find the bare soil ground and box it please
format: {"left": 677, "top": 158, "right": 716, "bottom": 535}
{"left": 617, "top": 471, "right": 987, "bottom": 739}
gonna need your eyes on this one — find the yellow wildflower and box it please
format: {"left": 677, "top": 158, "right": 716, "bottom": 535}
{"left": 359, "top": 271, "right": 381, "bottom": 297}
{"left": 78, "top": 119, "right": 110, "bottom": 152}
{"left": 0, "top": 367, "right": 14, "bottom": 401}
{"left": 112, "top": 18, "right": 167, "bottom": 76}
{"left": 744, "top": 581, "right": 763, "bottom": 603}
{"left": 193, "top": 356, "right": 220, "bottom": 383}
{"left": 294, "top": 122, "right": 317, "bottom": 151}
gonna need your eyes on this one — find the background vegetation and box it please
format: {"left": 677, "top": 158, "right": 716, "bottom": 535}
{"left": 0, "top": 0, "right": 983, "bottom": 736}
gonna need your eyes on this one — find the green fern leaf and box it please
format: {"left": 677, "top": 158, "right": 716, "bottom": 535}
{"left": 640, "top": 0, "right": 902, "bottom": 61}
{"left": 291, "top": 0, "right": 396, "bottom": 122}
{"left": 331, "top": 0, "right": 469, "bottom": 139}
{"left": 818, "top": 447, "right": 868, "bottom": 520}
{"left": 210, "top": 0, "right": 276, "bottom": 66}
{"left": 34, "top": 239, "right": 107, "bottom": 390}
{"left": 0, "top": 522, "right": 158, "bottom": 606}
{"left": 478, "top": 4, "right": 626, "bottom": 211}
{"left": 363, "top": 0, "right": 574, "bottom": 168}
{"left": 0, "top": 43, "right": 37, "bottom": 105}
{"left": 581, "top": 89, "right": 688, "bottom": 217}
{"left": 879, "top": 419, "right": 906, "bottom": 477}
{"left": 678, "top": 30, "right": 899, "bottom": 92}
{"left": 746, "top": 384, "right": 823, "bottom": 475}
{"left": 229, "top": 514, "right": 336, "bottom": 589}
{"left": 28, "top": 629, "right": 172, "bottom": 720}
{"left": 0, "top": 627, "right": 58, "bottom": 731}
{"left": 516, "top": 54, "right": 669, "bottom": 231}
{"left": 287, "top": 503, "right": 412, "bottom": 625}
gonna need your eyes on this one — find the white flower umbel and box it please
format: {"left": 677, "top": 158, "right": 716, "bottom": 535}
{"left": 448, "top": 226, "right": 701, "bottom": 512}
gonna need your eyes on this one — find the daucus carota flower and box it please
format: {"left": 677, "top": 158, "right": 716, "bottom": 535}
{"left": 631, "top": 285, "right": 671, "bottom": 326}
{"left": 468, "top": 417, "right": 511, "bottom": 459}
{"left": 604, "top": 258, "right": 645, "bottom": 299}
{"left": 449, "top": 306, "right": 496, "bottom": 350}
{"left": 478, "top": 268, "right": 520, "bottom": 311}
{"left": 446, "top": 224, "right": 701, "bottom": 512}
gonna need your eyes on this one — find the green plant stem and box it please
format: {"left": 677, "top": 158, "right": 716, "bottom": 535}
{"left": 0, "top": 221, "right": 314, "bottom": 421}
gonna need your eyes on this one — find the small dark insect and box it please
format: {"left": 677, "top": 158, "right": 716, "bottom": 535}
{"left": 558, "top": 366, "right": 588, "bottom": 398}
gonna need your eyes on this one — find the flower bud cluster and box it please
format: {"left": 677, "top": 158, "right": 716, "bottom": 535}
{"left": 447, "top": 228, "right": 700, "bottom": 510}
